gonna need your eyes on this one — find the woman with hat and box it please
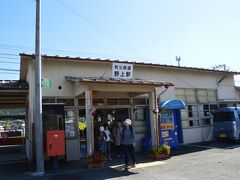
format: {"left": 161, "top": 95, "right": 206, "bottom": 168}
{"left": 122, "top": 119, "right": 136, "bottom": 170}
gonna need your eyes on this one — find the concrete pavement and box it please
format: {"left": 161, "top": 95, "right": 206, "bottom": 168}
{"left": 1, "top": 141, "right": 240, "bottom": 180}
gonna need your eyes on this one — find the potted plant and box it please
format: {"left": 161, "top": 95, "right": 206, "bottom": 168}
{"left": 85, "top": 152, "right": 105, "bottom": 168}
{"left": 149, "top": 144, "right": 171, "bottom": 160}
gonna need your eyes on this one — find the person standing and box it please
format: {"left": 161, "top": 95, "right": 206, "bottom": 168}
{"left": 113, "top": 121, "right": 123, "bottom": 158}
{"left": 98, "top": 126, "right": 107, "bottom": 157}
{"left": 122, "top": 119, "right": 136, "bottom": 170}
{"left": 104, "top": 124, "right": 112, "bottom": 160}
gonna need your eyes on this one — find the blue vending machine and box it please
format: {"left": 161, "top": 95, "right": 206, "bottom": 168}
{"left": 159, "top": 99, "right": 186, "bottom": 148}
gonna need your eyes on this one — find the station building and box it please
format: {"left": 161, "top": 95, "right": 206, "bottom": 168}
{"left": 19, "top": 53, "right": 240, "bottom": 161}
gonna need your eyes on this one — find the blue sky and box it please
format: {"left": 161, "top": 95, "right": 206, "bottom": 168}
{"left": 1, "top": 0, "right": 240, "bottom": 83}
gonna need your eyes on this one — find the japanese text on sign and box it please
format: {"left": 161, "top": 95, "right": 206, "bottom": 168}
{"left": 112, "top": 63, "right": 133, "bottom": 79}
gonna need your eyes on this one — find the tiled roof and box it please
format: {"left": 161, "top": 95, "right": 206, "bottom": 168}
{"left": 66, "top": 76, "right": 174, "bottom": 87}
{"left": 0, "top": 80, "right": 28, "bottom": 90}
{"left": 20, "top": 53, "right": 240, "bottom": 74}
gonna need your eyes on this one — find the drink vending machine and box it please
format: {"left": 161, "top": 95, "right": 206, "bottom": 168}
{"left": 159, "top": 109, "right": 178, "bottom": 148}
{"left": 158, "top": 99, "right": 186, "bottom": 148}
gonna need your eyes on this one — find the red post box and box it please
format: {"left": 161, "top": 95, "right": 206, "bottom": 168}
{"left": 46, "top": 130, "right": 65, "bottom": 157}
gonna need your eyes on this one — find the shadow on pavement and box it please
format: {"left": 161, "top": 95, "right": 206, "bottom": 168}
{"left": 38, "top": 168, "right": 137, "bottom": 180}
{"left": 0, "top": 145, "right": 27, "bottom": 163}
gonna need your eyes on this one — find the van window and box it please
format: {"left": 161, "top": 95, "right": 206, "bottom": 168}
{"left": 213, "top": 112, "right": 234, "bottom": 122}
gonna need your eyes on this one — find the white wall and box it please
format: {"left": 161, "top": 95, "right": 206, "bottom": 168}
{"left": 183, "top": 126, "right": 213, "bottom": 144}
{"left": 30, "top": 59, "right": 237, "bottom": 101}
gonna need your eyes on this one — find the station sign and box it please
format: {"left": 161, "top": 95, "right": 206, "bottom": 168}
{"left": 112, "top": 63, "right": 133, "bottom": 79}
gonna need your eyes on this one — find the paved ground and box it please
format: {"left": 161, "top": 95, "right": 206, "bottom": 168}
{"left": 0, "top": 145, "right": 26, "bottom": 162}
{"left": 1, "top": 141, "right": 240, "bottom": 180}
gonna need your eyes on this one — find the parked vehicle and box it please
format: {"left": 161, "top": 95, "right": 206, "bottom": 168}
{"left": 213, "top": 107, "right": 240, "bottom": 141}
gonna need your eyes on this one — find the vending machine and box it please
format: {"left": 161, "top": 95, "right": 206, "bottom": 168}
{"left": 159, "top": 109, "right": 178, "bottom": 148}
{"left": 158, "top": 99, "right": 186, "bottom": 148}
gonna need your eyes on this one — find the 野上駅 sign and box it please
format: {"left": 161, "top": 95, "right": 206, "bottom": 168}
{"left": 112, "top": 63, "right": 133, "bottom": 79}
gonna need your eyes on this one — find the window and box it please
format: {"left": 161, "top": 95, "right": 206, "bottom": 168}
{"left": 202, "top": 117, "right": 211, "bottom": 126}
{"left": 189, "top": 120, "right": 200, "bottom": 127}
{"left": 213, "top": 112, "right": 234, "bottom": 122}
{"left": 134, "top": 108, "right": 145, "bottom": 121}
{"left": 133, "top": 98, "right": 146, "bottom": 105}
{"left": 175, "top": 88, "right": 186, "bottom": 102}
{"left": 78, "top": 98, "right": 85, "bottom": 106}
{"left": 188, "top": 105, "right": 198, "bottom": 117}
{"left": 188, "top": 105, "right": 199, "bottom": 127}
{"left": 201, "top": 104, "right": 217, "bottom": 126}
{"left": 93, "top": 98, "right": 104, "bottom": 106}
{"left": 42, "top": 98, "right": 55, "bottom": 103}
{"left": 119, "top": 98, "right": 130, "bottom": 105}
{"left": 107, "top": 98, "right": 118, "bottom": 105}
{"left": 203, "top": 104, "right": 210, "bottom": 116}
{"left": 186, "top": 89, "right": 197, "bottom": 103}
{"left": 197, "top": 90, "right": 208, "bottom": 103}
{"left": 219, "top": 104, "right": 228, "bottom": 108}
{"left": 209, "top": 104, "right": 218, "bottom": 114}
{"left": 207, "top": 90, "right": 217, "bottom": 103}
{"left": 57, "top": 99, "right": 74, "bottom": 106}
{"left": 106, "top": 98, "right": 130, "bottom": 105}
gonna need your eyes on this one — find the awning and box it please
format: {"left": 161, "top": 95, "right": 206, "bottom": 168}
{"left": 159, "top": 99, "right": 186, "bottom": 109}
{"left": 66, "top": 76, "right": 174, "bottom": 87}
{"left": 0, "top": 80, "right": 28, "bottom": 108}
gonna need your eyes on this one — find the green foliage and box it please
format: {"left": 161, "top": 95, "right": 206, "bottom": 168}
{"left": 151, "top": 144, "right": 171, "bottom": 155}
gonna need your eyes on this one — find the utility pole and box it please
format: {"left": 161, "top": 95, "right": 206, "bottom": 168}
{"left": 33, "top": 0, "right": 45, "bottom": 176}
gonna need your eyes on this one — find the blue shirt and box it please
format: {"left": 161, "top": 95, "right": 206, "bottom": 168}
{"left": 122, "top": 128, "right": 135, "bottom": 145}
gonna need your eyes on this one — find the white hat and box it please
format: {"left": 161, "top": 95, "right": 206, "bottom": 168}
{"left": 124, "top": 119, "right": 132, "bottom": 126}
{"left": 99, "top": 126, "right": 104, "bottom": 132}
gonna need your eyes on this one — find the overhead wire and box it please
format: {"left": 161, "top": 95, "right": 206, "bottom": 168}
{"left": 2, "top": 43, "right": 239, "bottom": 72}
{"left": 0, "top": 72, "right": 19, "bottom": 75}
{"left": 55, "top": 0, "right": 150, "bottom": 61}
{"left": 0, "top": 61, "right": 20, "bottom": 65}
{"left": 0, "top": 56, "right": 19, "bottom": 60}
{"left": 0, "top": 43, "right": 165, "bottom": 64}
{"left": 0, "top": 53, "right": 19, "bottom": 57}
{"left": 0, "top": 68, "right": 20, "bottom": 72}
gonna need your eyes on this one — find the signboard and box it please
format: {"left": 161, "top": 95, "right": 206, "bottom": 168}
{"left": 41, "top": 78, "right": 52, "bottom": 88}
{"left": 112, "top": 63, "right": 133, "bottom": 79}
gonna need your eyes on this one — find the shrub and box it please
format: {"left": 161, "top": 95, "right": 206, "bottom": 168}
{"left": 151, "top": 144, "right": 171, "bottom": 155}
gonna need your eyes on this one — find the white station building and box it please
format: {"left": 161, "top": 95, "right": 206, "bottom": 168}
{"left": 19, "top": 53, "right": 240, "bottom": 161}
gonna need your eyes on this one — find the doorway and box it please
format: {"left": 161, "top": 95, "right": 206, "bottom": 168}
{"left": 93, "top": 108, "right": 130, "bottom": 154}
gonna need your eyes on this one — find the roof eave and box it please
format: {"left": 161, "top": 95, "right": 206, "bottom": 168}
{"left": 19, "top": 53, "right": 240, "bottom": 75}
